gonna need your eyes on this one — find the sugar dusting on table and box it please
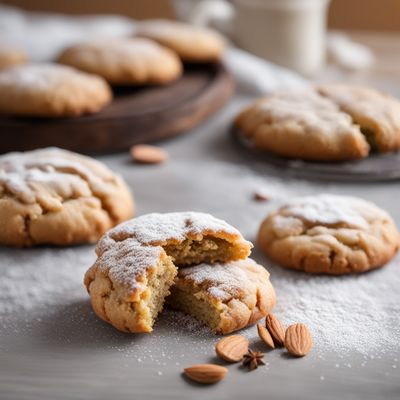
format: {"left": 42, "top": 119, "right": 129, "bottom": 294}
{"left": 0, "top": 163, "right": 399, "bottom": 370}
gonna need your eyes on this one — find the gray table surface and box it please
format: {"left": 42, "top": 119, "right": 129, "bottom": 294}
{"left": 1, "top": 91, "right": 400, "bottom": 400}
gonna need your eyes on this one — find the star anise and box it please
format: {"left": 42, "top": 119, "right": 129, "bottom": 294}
{"left": 242, "top": 349, "right": 265, "bottom": 371}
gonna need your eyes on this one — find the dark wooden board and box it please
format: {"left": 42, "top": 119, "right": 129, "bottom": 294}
{"left": 231, "top": 126, "right": 400, "bottom": 182}
{"left": 0, "top": 63, "right": 234, "bottom": 154}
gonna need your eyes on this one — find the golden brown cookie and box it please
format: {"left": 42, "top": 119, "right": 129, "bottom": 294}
{"left": 168, "top": 258, "right": 276, "bottom": 334}
{"left": 0, "top": 147, "right": 134, "bottom": 247}
{"left": 235, "top": 89, "right": 370, "bottom": 161}
{"left": 136, "top": 19, "right": 225, "bottom": 62}
{"left": 84, "top": 212, "right": 252, "bottom": 333}
{"left": 57, "top": 38, "right": 182, "bottom": 85}
{"left": 258, "top": 194, "right": 399, "bottom": 275}
{"left": 0, "top": 46, "right": 26, "bottom": 70}
{"left": 318, "top": 84, "right": 400, "bottom": 153}
{"left": 0, "top": 63, "right": 112, "bottom": 118}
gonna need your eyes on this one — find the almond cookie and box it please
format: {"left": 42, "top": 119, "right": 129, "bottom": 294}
{"left": 0, "top": 147, "right": 134, "bottom": 247}
{"left": 0, "top": 63, "right": 112, "bottom": 118}
{"left": 57, "top": 38, "right": 182, "bottom": 85}
{"left": 258, "top": 194, "right": 399, "bottom": 275}
{"left": 318, "top": 84, "right": 400, "bottom": 153}
{"left": 235, "top": 89, "right": 370, "bottom": 161}
{"left": 0, "top": 46, "right": 26, "bottom": 70}
{"left": 84, "top": 212, "right": 252, "bottom": 333}
{"left": 136, "top": 19, "right": 225, "bottom": 62}
{"left": 168, "top": 258, "right": 276, "bottom": 334}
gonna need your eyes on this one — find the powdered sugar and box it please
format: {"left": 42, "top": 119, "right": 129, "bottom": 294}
{"left": 177, "top": 258, "right": 265, "bottom": 301}
{"left": 92, "top": 239, "right": 164, "bottom": 295}
{"left": 0, "top": 147, "right": 121, "bottom": 205}
{"left": 102, "top": 211, "right": 244, "bottom": 247}
{"left": 0, "top": 63, "right": 104, "bottom": 90}
{"left": 91, "top": 211, "right": 249, "bottom": 293}
{"left": 282, "top": 194, "right": 390, "bottom": 229}
{"left": 256, "top": 89, "right": 361, "bottom": 136}
{"left": 267, "top": 258, "right": 400, "bottom": 356}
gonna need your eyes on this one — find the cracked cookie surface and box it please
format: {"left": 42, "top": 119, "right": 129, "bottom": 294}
{"left": 235, "top": 84, "right": 400, "bottom": 161}
{"left": 318, "top": 84, "right": 400, "bottom": 153}
{"left": 258, "top": 194, "right": 399, "bottom": 275}
{"left": 0, "top": 147, "right": 134, "bottom": 247}
{"left": 84, "top": 212, "right": 252, "bottom": 333}
{"left": 0, "top": 63, "right": 112, "bottom": 117}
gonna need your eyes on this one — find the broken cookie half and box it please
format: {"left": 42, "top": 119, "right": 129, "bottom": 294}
{"left": 84, "top": 211, "right": 275, "bottom": 334}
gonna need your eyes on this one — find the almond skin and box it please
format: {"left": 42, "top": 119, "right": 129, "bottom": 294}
{"left": 130, "top": 144, "right": 168, "bottom": 164}
{"left": 284, "top": 323, "right": 313, "bottom": 357}
{"left": 265, "top": 313, "right": 286, "bottom": 347}
{"left": 257, "top": 323, "right": 275, "bottom": 349}
{"left": 183, "top": 364, "right": 228, "bottom": 384}
{"left": 215, "top": 335, "right": 249, "bottom": 362}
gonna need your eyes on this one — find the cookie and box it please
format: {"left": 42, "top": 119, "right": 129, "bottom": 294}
{"left": 136, "top": 19, "right": 224, "bottom": 62}
{"left": 318, "top": 84, "right": 400, "bottom": 153}
{"left": 0, "top": 147, "right": 134, "bottom": 247}
{"left": 84, "top": 212, "right": 252, "bottom": 333}
{"left": 168, "top": 258, "right": 276, "bottom": 334}
{"left": 0, "top": 46, "right": 26, "bottom": 70}
{"left": 235, "top": 89, "right": 370, "bottom": 161}
{"left": 57, "top": 38, "right": 182, "bottom": 85}
{"left": 0, "top": 63, "right": 112, "bottom": 118}
{"left": 258, "top": 194, "right": 399, "bottom": 275}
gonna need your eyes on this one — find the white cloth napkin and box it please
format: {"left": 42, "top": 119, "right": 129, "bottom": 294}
{"left": 0, "top": 5, "right": 136, "bottom": 61}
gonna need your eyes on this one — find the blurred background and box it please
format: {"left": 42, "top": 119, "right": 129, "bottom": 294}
{"left": 2, "top": 0, "right": 400, "bottom": 30}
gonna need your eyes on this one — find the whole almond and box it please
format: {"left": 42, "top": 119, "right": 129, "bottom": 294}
{"left": 265, "top": 313, "right": 286, "bottom": 346}
{"left": 130, "top": 144, "right": 168, "bottom": 164}
{"left": 253, "top": 191, "right": 270, "bottom": 202}
{"left": 215, "top": 335, "right": 249, "bottom": 362}
{"left": 183, "top": 364, "right": 228, "bottom": 384}
{"left": 257, "top": 323, "right": 275, "bottom": 349}
{"left": 284, "top": 323, "right": 313, "bottom": 357}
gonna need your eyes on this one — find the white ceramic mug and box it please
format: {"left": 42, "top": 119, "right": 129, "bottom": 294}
{"left": 173, "top": 0, "right": 331, "bottom": 76}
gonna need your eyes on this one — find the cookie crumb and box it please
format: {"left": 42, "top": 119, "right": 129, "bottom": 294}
{"left": 130, "top": 144, "right": 168, "bottom": 164}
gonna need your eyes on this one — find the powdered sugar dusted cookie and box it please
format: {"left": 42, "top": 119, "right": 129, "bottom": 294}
{"left": 0, "top": 46, "right": 26, "bottom": 70}
{"left": 168, "top": 258, "right": 276, "bottom": 334}
{"left": 0, "top": 147, "right": 134, "bottom": 247}
{"left": 235, "top": 89, "right": 370, "bottom": 161}
{"left": 58, "top": 38, "right": 182, "bottom": 85}
{"left": 0, "top": 63, "right": 112, "bottom": 118}
{"left": 318, "top": 84, "right": 400, "bottom": 153}
{"left": 258, "top": 194, "right": 399, "bottom": 275}
{"left": 136, "top": 19, "right": 225, "bottom": 62}
{"left": 84, "top": 212, "right": 252, "bottom": 333}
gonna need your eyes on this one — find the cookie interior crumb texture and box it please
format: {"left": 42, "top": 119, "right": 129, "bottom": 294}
{"left": 84, "top": 212, "right": 254, "bottom": 333}
{"left": 167, "top": 259, "right": 276, "bottom": 334}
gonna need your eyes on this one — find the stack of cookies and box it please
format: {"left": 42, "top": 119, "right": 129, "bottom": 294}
{"left": 0, "top": 20, "right": 225, "bottom": 118}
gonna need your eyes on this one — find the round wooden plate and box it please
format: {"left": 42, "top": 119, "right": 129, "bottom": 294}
{"left": 0, "top": 63, "right": 234, "bottom": 154}
{"left": 231, "top": 126, "right": 400, "bottom": 182}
